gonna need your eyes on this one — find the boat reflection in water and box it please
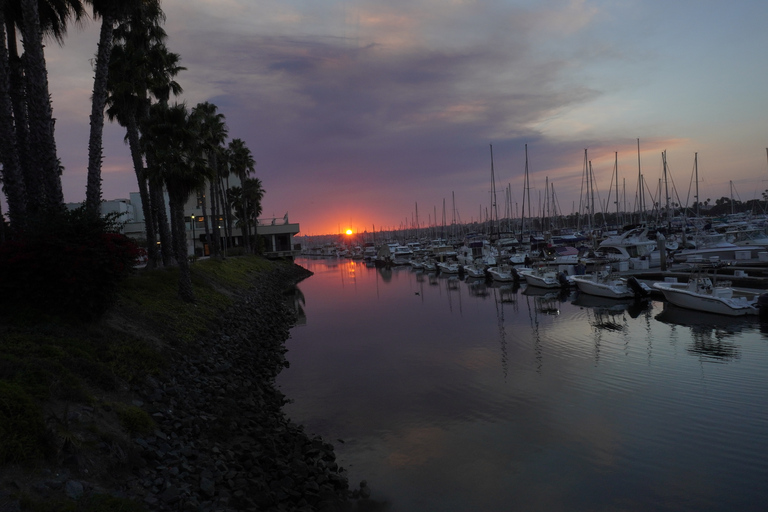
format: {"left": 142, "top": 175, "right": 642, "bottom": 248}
{"left": 655, "top": 302, "right": 758, "bottom": 361}
{"left": 280, "top": 258, "right": 768, "bottom": 512}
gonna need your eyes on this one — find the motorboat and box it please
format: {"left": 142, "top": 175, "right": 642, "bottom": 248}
{"left": 464, "top": 261, "right": 487, "bottom": 279}
{"left": 437, "top": 261, "right": 461, "bottom": 274}
{"left": 516, "top": 267, "right": 570, "bottom": 289}
{"left": 391, "top": 245, "right": 415, "bottom": 265}
{"left": 671, "top": 232, "right": 765, "bottom": 264}
{"left": 487, "top": 265, "right": 516, "bottom": 282}
{"left": 570, "top": 266, "right": 650, "bottom": 299}
{"left": 652, "top": 275, "right": 760, "bottom": 316}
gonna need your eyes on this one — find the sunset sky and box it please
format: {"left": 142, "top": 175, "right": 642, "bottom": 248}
{"left": 43, "top": 0, "right": 768, "bottom": 235}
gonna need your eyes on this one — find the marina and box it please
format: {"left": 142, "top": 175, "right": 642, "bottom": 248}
{"left": 278, "top": 257, "right": 768, "bottom": 511}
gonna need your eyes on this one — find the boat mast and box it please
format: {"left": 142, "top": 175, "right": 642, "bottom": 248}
{"left": 490, "top": 144, "right": 499, "bottom": 242}
{"left": 521, "top": 144, "right": 530, "bottom": 245}
{"left": 663, "top": 150, "right": 671, "bottom": 230}
{"left": 637, "top": 139, "right": 644, "bottom": 224}
{"left": 578, "top": 148, "right": 588, "bottom": 232}
{"left": 694, "top": 152, "right": 699, "bottom": 217}
{"left": 614, "top": 152, "right": 619, "bottom": 226}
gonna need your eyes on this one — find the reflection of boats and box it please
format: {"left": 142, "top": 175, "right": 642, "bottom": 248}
{"left": 497, "top": 284, "right": 518, "bottom": 303}
{"left": 571, "top": 292, "right": 649, "bottom": 319}
{"left": 652, "top": 275, "right": 760, "bottom": 316}
{"left": 522, "top": 284, "right": 570, "bottom": 300}
{"left": 570, "top": 266, "right": 650, "bottom": 299}
{"left": 535, "top": 296, "right": 560, "bottom": 315}
{"left": 655, "top": 302, "right": 755, "bottom": 334}
{"left": 467, "top": 279, "right": 490, "bottom": 297}
{"left": 655, "top": 302, "right": 751, "bottom": 361}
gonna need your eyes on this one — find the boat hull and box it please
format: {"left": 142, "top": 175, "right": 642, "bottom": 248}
{"left": 571, "top": 275, "right": 635, "bottom": 299}
{"left": 652, "top": 283, "right": 758, "bottom": 316}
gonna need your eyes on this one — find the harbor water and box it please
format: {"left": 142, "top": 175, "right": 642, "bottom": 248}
{"left": 277, "top": 258, "right": 768, "bottom": 511}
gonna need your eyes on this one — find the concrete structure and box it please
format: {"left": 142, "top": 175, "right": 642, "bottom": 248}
{"left": 256, "top": 214, "right": 302, "bottom": 259}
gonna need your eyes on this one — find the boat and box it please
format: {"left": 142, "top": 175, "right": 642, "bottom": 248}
{"left": 437, "top": 261, "right": 461, "bottom": 274}
{"left": 671, "top": 231, "right": 765, "bottom": 265}
{"left": 652, "top": 274, "right": 760, "bottom": 316}
{"left": 570, "top": 266, "right": 650, "bottom": 299}
{"left": 391, "top": 245, "right": 414, "bottom": 265}
{"left": 487, "top": 264, "right": 516, "bottom": 282}
{"left": 464, "top": 261, "right": 487, "bottom": 279}
{"left": 516, "top": 267, "right": 570, "bottom": 289}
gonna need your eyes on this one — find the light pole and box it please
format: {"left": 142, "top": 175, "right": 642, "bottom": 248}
{"left": 191, "top": 215, "right": 196, "bottom": 256}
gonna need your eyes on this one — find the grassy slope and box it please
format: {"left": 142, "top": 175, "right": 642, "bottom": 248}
{"left": 0, "top": 255, "right": 284, "bottom": 510}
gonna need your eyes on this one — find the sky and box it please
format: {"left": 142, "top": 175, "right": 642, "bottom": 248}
{"left": 40, "top": 0, "right": 768, "bottom": 235}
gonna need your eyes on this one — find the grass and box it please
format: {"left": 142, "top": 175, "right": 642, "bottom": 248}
{"left": 0, "top": 255, "right": 281, "bottom": 507}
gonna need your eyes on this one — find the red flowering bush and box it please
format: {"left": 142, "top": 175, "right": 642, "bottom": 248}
{"left": 0, "top": 206, "right": 142, "bottom": 320}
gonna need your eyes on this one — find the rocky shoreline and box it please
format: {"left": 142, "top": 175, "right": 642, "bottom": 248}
{"left": 1, "top": 262, "right": 362, "bottom": 511}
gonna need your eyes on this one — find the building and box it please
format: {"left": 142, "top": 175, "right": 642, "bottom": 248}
{"left": 255, "top": 213, "right": 302, "bottom": 259}
{"left": 72, "top": 187, "right": 301, "bottom": 259}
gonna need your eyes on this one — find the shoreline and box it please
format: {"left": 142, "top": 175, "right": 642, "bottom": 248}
{"left": 1, "top": 261, "right": 359, "bottom": 511}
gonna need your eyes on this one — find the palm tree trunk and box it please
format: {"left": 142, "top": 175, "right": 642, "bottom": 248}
{"left": 168, "top": 188, "right": 194, "bottom": 302}
{"left": 239, "top": 171, "right": 250, "bottom": 252}
{"left": 125, "top": 113, "right": 158, "bottom": 268}
{"left": 4, "top": 19, "right": 34, "bottom": 216}
{"left": 20, "top": 0, "right": 62, "bottom": 209}
{"left": 220, "top": 175, "right": 232, "bottom": 254}
{"left": 86, "top": 14, "right": 116, "bottom": 217}
{"left": 0, "top": 9, "right": 27, "bottom": 229}
{"left": 150, "top": 181, "right": 174, "bottom": 266}
{"left": 209, "top": 179, "right": 221, "bottom": 258}
{"left": 200, "top": 187, "right": 210, "bottom": 257}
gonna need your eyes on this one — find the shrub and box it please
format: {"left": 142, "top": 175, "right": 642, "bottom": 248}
{"left": 0, "top": 382, "right": 48, "bottom": 464}
{"left": 0, "top": 206, "right": 141, "bottom": 320}
{"left": 117, "top": 405, "right": 154, "bottom": 435}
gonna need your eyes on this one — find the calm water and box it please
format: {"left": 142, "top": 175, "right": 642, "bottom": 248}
{"left": 277, "top": 258, "right": 768, "bottom": 511}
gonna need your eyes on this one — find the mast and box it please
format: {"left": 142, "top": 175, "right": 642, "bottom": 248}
{"left": 588, "top": 160, "right": 595, "bottom": 232}
{"left": 637, "top": 139, "right": 645, "bottom": 223}
{"left": 490, "top": 144, "right": 499, "bottom": 241}
{"left": 694, "top": 153, "right": 699, "bottom": 217}
{"left": 614, "top": 152, "right": 619, "bottom": 224}
{"left": 578, "top": 148, "right": 588, "bottom": 231}
{"left": 663, "top": 150, "right": 671, "bottom": 230}
{"left": 520, "top": 144, "right": 529, "bottom": 243}
{"left": 730, "top": 180, "right": 735, "bottom": 216}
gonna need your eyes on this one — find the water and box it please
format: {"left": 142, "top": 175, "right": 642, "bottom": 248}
{"left": 277, "top": 258, "right": 768, "bottom": 511}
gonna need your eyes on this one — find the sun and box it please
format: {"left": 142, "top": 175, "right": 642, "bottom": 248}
{"left": 346, "top": 229, "right": 353, "bottom": 235}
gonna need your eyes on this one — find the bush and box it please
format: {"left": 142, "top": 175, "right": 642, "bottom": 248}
{"left": 0, "top": 382, "right": 48, "bottom": 464}
{"left": 117, "top": 405, "right": 154, "bottom": 436}
{"left": 0, "top": 206, "right": 142, "bottom": 320}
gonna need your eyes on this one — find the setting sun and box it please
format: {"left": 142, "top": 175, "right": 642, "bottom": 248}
{"left": 345, "top": 229, "right": 353, "bottom": 235}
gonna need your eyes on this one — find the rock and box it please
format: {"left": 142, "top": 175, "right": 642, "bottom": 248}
{"left": 199, "top": 476, "right": 215, "bottom": 498}
{"left": 64, "top": 480, "right": 84, "bottom": 500}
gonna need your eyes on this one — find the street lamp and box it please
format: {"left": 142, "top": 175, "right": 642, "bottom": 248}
{"left": 191, "top": 215, "right": 196, "bottom": 256}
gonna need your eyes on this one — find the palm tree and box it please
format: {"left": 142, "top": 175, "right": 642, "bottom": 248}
{"left": 2, "top": 0, "right": 85, "bottom": 219}
{"left": 104, "top": 1, "right": 169, "bottom": 267}
{"left": 191, "top": 101, "right": 228, "bottom": 258}
{"left": 227, "top": 138, "right": 256, "bottom": 252}
{"left": 4, "top": 0, "right": 86, "bottom": 215}
{"left": 216, "top": 145, "right": 234, "bottom": 254}
{"left": 242, "top": 177, "right": 265, "bottom": 252}
{"left": 228, "top": 177, "right": 265, "bottom": 253}
{"left": 143, "top": 102, "right": 209, "bottom": 302}
{"left": 86, "top": 0, "right": 153, "bottom": 217}
{"left": 0, "top": 4, "right": 27, "bottom": 228}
